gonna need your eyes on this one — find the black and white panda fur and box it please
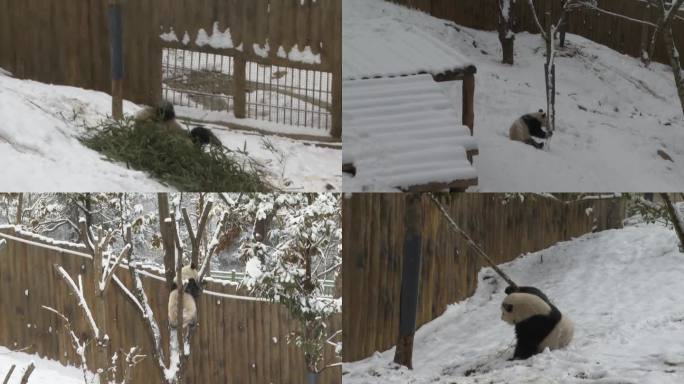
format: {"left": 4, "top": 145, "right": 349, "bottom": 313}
{"left": 509, "top": 110, "right": 552, "bottom": 149}
{"left": 135, "top": 101, "right": 222, "bottom": 147}
{"left": 168, "top": 263, "right": 203, "bottom": 329}
{"left": 501, "top": 286, "right": 574, "bottom": 359}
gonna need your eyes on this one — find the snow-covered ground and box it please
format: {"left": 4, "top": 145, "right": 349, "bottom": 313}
{"left": 0, "top": 70, "right": 341, "bottom": 192}
{"left": 0, "top": 347, "right": 82, "bottom": 384}
{"left": 343, "top": 0, "right": 684, "bottom": 192}
{"left": 343, "top": 223, "right": 684, "bottom": 383}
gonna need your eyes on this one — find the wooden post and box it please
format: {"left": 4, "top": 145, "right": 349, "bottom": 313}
{"left": 462, "top": 68, "right": 476, "bottom": 134}
{"left": 393, "top": 194, "right": 423, "bottom": 369}
{"left": 109, "top": 0, "right": 124, "bottom": 120}
{"left": 331, "top": 70, "right": 342, "bottom": 140}
{"left": 233, "top": 56, "right": 247, "bottom": 118}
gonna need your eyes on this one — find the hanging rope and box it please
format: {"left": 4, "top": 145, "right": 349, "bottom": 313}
{"left": 428, "top": 193, "right": 519, "bottom": 289}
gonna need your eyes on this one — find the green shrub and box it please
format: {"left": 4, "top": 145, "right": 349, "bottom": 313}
{"left": 81, "top": 118, "right": 271, "bottom": 192}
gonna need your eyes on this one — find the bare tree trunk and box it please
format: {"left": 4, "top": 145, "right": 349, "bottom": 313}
{"left": 661, "top": 23, "right": 684, "bottom": 114}
{"left": 19, "top": 363, "right": 35, "bottom": 384}
{"left": 393, "top": 194, "right": 423, "bottom": 369}
{"left": 661, "top": 193, "right": 684, "bottom": 251}
{"left": 3, "top": 365, "right": 16, "bottom": 384}
{"left": 15, "top": 193, "right": 23, "bottom": 225}
{"left": 158, "top": 193, "right": 175, "bottom": 290}
{"left": 498, "top": 0, "right": 516, "bottom": 65}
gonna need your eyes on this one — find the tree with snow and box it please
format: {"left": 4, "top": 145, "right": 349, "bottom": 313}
{"left": 237, "top": 193, "right": 342, "bottom": 383}
{"left": 498, "top": 0, "right": 517, "bottom": 64}
{"left": 526, "top": 0, "right": 598, "bottom": 142}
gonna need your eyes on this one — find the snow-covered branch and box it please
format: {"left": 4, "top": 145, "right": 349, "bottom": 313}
{"left": 100, "top": 243, "right": 131, "bottom": 293}
{"left": 54, "top": 265, "right": 101, "bottom": 341}
{"left": 199, "top": 211, "right": 229, "bottom": 282}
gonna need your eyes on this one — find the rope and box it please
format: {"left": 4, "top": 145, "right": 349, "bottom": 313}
{"left": 428, "top": 193, "right": 518, "bottom": 289}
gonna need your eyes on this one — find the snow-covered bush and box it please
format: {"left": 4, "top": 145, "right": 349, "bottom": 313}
{"left": 236, "top": 193, "right": 342, "bottom": 373}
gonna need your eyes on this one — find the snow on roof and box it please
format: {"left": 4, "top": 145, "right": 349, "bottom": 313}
{"left": 343, "top": 74, "right": 478, "bottom": 190}
{"left": 343, "top": 19, "right": 474, "bottom": 80}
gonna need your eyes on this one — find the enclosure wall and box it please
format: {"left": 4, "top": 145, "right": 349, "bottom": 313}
{"left": 0, "top": 0, "right": 341, "bottom": 135}
{"left": 386, "top": 0, "right": 684, "bottom": 66}
{"left": 0, "top": 228, "right": 341, "bottom": 384}
{"left": 342, "top": 194, "right": 624, "bottom": 362}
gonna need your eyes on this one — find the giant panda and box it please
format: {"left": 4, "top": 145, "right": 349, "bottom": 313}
{"left": 168, "top": 263, "right": 203, "bottom": 329}
{"left": 135, "top": 102, "right": 222, "bottom": 147}
{"left": 501, "top": 286, "right": 574, "bottom": 360}
{"left": 509, "top": 110, "right": 552, "bottom": 149}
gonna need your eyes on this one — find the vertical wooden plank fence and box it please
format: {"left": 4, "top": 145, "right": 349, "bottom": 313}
{"left": 0, "top": 228, "right": 341, "bottom": 384}
{"left": 342, "top": 193, "right": 625, "bottom": 362}
{"left": 0, "top": 0, "right": 341, "bottom": 137}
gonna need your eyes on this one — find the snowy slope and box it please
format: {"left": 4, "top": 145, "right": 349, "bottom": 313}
{"left": 0, "top": 70, "right": 341, "bottom": 192}
{"left": 0, "top": 72, "right": 167, "bottom": 192}
{"left": 0, "top": 347, "right": 82, "bottom": 384}
{"left": 343, "top": 223, "right": 684, "bottom": 384}
{"left": 343, "top": 0, "right": 684, "bottom": 192}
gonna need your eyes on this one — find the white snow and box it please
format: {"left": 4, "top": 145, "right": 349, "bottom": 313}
{"left": 0, "top": 72, "right": 167, "bottom": 192}
{"left": 344, "top": 0, "right": 684, "bottom": 192}
{"left": 0, "top": 347, "right": 83, "bottom": 384}
{"left": 0, "top": 69, "right": 340, "bottom": 192}
{"left": 184, "top": 119, "right": 341, "bottom": 192}
{"left": 343, "top": 14, "right": 473, "bottom": 80}
{"left": 344, "top": 223, "right": 684, "bottom": 383}
{"left": 343, "top": 74, "right": 477, "bottom": 191}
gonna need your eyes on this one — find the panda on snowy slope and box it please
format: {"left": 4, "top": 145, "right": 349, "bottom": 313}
{"left": 501, "top": 285, "right": 574, "bottom": 360}
{"left": 509, "top": 110, "right": 553, "bottom": 149}
{"left": 168, "top": 263, "right": 203, "bottom": 329}
{"left": 135, "top": 101, "right": 222, "bottom": 147}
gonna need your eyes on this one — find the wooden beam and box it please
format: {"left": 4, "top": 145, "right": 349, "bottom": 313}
{"left": 462, "top": 72, "right": 475, "bottom": 133}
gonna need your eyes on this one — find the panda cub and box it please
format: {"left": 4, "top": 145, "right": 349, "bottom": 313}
{"left": 501, "top": 286, "right": 574, "bottom": 360}
{"left": 135, "top": 101, "right": 222, "bottom": 147}
{"left": 168, "top": 263, "right": 203, "bottom": 329}
{"left": 509, "top": 110, "right": 553, "bottom": 149}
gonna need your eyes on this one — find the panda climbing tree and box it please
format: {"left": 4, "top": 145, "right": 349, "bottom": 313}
{"left": 113, "top": 193, "right": 231, "bottom": 384}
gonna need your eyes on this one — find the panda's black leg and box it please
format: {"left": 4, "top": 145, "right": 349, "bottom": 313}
{"left": 524, "top": 139, "right": 544, "bottom": 149}
{"left": 512, "top": 341, "right": 537, "bottom": 360}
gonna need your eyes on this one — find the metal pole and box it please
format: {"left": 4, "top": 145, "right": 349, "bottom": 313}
{"left": 109, "top": 0, "right": 124, "bottom": 119}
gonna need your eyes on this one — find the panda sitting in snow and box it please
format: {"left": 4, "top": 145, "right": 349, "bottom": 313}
{"left": 135, "top": 101, "right": 222, "bottom": 147}
{"left": 501, "top": 286, "right": 574, "bottom": 360}
{"left": 509, "top": 110, "right": 553, "bottom": 149}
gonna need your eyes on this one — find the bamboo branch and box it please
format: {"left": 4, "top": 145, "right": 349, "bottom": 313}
{"left": 428, "top": 194, "right": 518, "bottom": 288}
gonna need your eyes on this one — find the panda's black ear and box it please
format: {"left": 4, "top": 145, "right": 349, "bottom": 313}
{"left": 190, "top": 262, "right": 198, "bottom": 270}
{"left": 538, "top": 109, "right": 544, "bottom": 113}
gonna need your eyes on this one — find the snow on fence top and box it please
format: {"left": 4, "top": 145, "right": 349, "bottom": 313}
{"left": 343, "top": 74, "right": 478, "bottom": 190}
{"left": 343, "top": 20, "right": 473, "bottom": 80}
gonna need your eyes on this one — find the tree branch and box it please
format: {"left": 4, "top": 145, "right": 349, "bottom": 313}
{"left": 53, "top": 265, "right": 101, "bottom": 340}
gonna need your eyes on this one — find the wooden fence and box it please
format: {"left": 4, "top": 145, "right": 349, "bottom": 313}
{"left": 0, "top": 0, "right": 342, "bottom": 137}
{"left": 0, "top": 227, "right": 341, "bottom": 384}
{"left": 342, "top": 193, "right": 624, "bottom": 362}
{"left": 386, "top": 0, "right": 684, "bottom": 65}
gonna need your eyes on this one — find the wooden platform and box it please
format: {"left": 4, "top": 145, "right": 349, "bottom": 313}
{"left": 343, "top": 74, "right": 478, "bottom": 191}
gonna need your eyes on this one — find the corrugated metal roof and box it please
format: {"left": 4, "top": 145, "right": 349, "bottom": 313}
{"left": 343, "top": 20, "right": 473, "bottom": 80}
{"left": 343, "top": 74, "right": 478, "bottom": 190}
